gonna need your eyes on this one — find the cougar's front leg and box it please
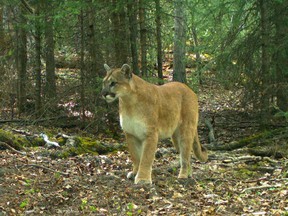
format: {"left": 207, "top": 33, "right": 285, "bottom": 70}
{"left": 135, "top": 131, "right": 158, "bottom": 184}
{"left": 126, "top": 133, "right": 142, "bottom": 180}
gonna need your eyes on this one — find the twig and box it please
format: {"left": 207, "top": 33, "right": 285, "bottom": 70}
{"left": 0, "top": 115, "right": 68, "bottom": 124}
{"left": 205, "top": 118, "right": 216, "bottom": 143}
{"left": 222, "top": 155, "right": 262, "bottom": 163}
{"left": 21, "top": 164, "right": 69, "bottom": 176}
{"left": 241, "top": 183, "right": 282, "bottom": 193}
{"left": 0, "top": 141, "right": 27, "bottom": 155}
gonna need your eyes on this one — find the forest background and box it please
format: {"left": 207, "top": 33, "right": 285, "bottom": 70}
{"left": 0, "top": 0, "right": 287, "bottom": 127}
{"left": 1, "top": 0, "right": 288, "bottom": 215}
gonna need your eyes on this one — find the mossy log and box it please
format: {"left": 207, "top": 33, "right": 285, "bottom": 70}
{"left": 208, "top": 127, "right": 288, "bottom": 158}
{"left": 69, "top": 136, "right": 125, "bottom": 155}
{"left": 0, "top": 129, "right": 44, "bottom": 150}
{"left": 0, "top": 129, "right": 125, "bottom": 157}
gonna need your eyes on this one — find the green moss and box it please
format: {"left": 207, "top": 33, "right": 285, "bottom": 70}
{"left": 30, "top": 137, "right": 46, "bottom": 147}
{"left": 56, "top": 137, "right": 66, "bottom": 146}
{"left": 0, "top": 129, "right": 15, "bottom": 142}
{"left": 238, "top": 131, "right": 271, "bottom": 145}
{"left": 0, "top": 129, "right": 25, "bottom": 150}
{"left": 75, "top": 137, "right": 108, "bottom": 154}
{"left": 234, "top": 168, "right": 254, "bottom": 179}
{"left": 0, "top": 128, "right": 124, "bottom": 158}
{"left": 0, "top": 129, "right": 48, "bottom": 149}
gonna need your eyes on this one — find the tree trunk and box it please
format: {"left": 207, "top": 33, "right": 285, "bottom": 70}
{"left": 0, "top": 6, "right": 4, "bottom": 52}
{"left": 79, "top": 9, "right": 86, "bottom": 120}
{"left": 87, "top": 1, "right": 104, "bottom": 78}
{"left": 273, "top": 1, "right": 288, "bottom": 111}
{"left": 127, "top": 0, "right": 139, "bottom": 75}
{"left": 155, "top": 0, "right": 163, "bottom": 83}
{"left": 44, "top": 4, "right": 56, "bottom": 102}
{"left": 34, "top": 5, "right": 42, "bottom": 117}
{"left": 111, "top": 0, "right": 129, "bottom": 67}
{"left": 259, "top": 0, "right": 270, "bottom": 114}
{"left": 191, "top": 26, "right": 202, "bottom": 84}
{"left": 17, "top": 6, "right": 27, "bottom": 114}
{"left": 173, "top": 0, "right": 187, "bottom": 83}
{"left": 0, "top": 6, "right": 4, "bottom": 83}
{"left": 139, "top": 0, "right": 147, "bottom": 77}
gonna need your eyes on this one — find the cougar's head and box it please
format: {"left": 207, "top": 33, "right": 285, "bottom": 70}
{"left": 101, "top": 64, "right": 132, "bottom": 103}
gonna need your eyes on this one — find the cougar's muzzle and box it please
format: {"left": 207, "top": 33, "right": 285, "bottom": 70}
{"left": 101, "top": 87, "right": 117, "bottom": 103}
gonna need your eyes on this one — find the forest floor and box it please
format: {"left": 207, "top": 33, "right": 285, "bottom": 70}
{"left": 1, "top": 78, "right": 288, "bottom": 215}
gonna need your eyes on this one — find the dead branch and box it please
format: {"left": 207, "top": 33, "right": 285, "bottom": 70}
{"left": 0, "top": 141, "right": 27, "bottom": 155}
{"left": 21, "top": 164, "right": 69, "bottom": 176}
{"left": 11, "top": 129, "right": 32, "bottom": 136}
{"left": 205, "top": 118, "right": 216, "bottom": 143}
{"left": 248, "top": 148, "right": 284, "bottom": 159}
{"left": 20, "top": 0, "right": 34, "bottom": 14}
{"left": 207, "top": 140, "right": 249, "bottom": 151}
{"left": 241, "top": 183, "right": 282, "bottom": 193}
{"left": 222, "top": 155, "right": 262, "bottom": 163}
{"left": 0, "top": 115, "right": 68, "bottom": 124}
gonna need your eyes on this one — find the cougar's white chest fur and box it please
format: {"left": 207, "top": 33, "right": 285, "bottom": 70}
{"left": 120, "top": 114, "right": 147, "bottom": 140}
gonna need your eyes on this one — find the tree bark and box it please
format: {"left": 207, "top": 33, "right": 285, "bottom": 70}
{"left": 87, "top": 1, "right": 104, "bottom": 78}
{"left": 173, "top": 0, "right": 187, "bottom": 83}
{"left": 0, "top": 6, "right": 4, "bottom": 52}
{"left": 191, "top": 26, "right": 202, "bottom": 84}
{"left": 139, "top": 0, "right": 147, "bottom": 77}
{"left": 0, "top": 6, "right": 4, "bottom": 83}
{"left": 259, "top": 0, "right": 270, "bottom": 114}
{"left": 79, "top": 9, "right": 86, "bottom": 120}
{"left": 155, "top": 0, "right": 163, "bottom": 83}
{"left": 44, "top": 3, "right": 56, "bottom": 102}
{"left": 17, "top": 6, "right": 27, "bottom": 114}
{"left": 127, "top": 0, "right": 140, "bottom": 75}
{"left": 111, "top": 0, "right": 129, "bottom": 67}
{"left": 34, "top": 4, "right": 42, "bottom": 117}
{"left": 273, "top": 1, "right": 288, "bottom": 111}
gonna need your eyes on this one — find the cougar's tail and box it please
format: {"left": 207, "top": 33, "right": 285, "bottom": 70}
{"left": 193, "top": 131, "right": 208, "bottom": 162}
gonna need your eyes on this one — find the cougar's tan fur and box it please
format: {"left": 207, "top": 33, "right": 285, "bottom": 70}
{"left": 102, "top": 64, "right": 208, "bottom": 184}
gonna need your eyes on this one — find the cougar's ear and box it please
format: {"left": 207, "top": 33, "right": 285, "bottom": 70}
{"left": 104, "top": 64, "right": 111, "bottom": 73}
{"left": 121, "top": 64, "right": 132, "bottom": 79}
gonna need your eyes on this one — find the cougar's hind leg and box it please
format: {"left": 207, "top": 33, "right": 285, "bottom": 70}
{"left": 178, "top": 127, "right": 194, "bottom": 179}
{"left": 172, "top": 129, "right": 180, "bottom": 153}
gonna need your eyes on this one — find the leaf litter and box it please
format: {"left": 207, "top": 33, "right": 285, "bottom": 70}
{"left": 0, "top": 82, "right": 287, "bottom": 215}
{"left": 1, "top": 141, "right": 287, "bottom": 215}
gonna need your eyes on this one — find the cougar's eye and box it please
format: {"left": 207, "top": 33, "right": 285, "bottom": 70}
{"left": 110, "top": 81, "right": 117, "bottom": 87}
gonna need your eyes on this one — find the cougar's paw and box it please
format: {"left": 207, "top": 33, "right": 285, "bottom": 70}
{"left": 135, "top": 177, "right": 152, "bottom": 185}
{"left": 178, "top": 173, "right": 188, "bottom": 179}
{"left": 127, "top": 172, "right": 136, "bottom": 180}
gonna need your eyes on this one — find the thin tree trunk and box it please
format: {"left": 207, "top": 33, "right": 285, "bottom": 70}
{"left": 111, "top": 0, "right": 129, "bottom": 67}
{"left": 127, "top": 0, "right": 139, "bottom": 75}
{"left": 87, "top": 1, "right": 104, "bottom": 78}
{"left": 17, "top": 6, "right": 27, "bottom": 114}
{"left": 0, "top": 7, "right": 4, "bottom": 83}
{"left": 155, "top": 0, "right": 163, "bottom": 83}
{"left": 139, "top": 0, "right": 147, "bottom": 77}
{"left": 34, "top": 5, "right": 42, "bottom": 117}
{"left": 273, "top": 1, "right": 288, "bottom": 111}
{"left": 44, "top": 4, "right": 56, "bottom": 102}
{"left": 191, "top": 26, "right": 202, "bottom": 85}
{"left": 173, "top": 0, "right": 187, "bottom": 83}
{"left": 259, "top": 0, "right": 270, "bottom": 115}
{"left": 0, "top": 6, "right": 4, "bottom": 51}
{"left": 79, "top": 9, "right": 86, "bottom": 120}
